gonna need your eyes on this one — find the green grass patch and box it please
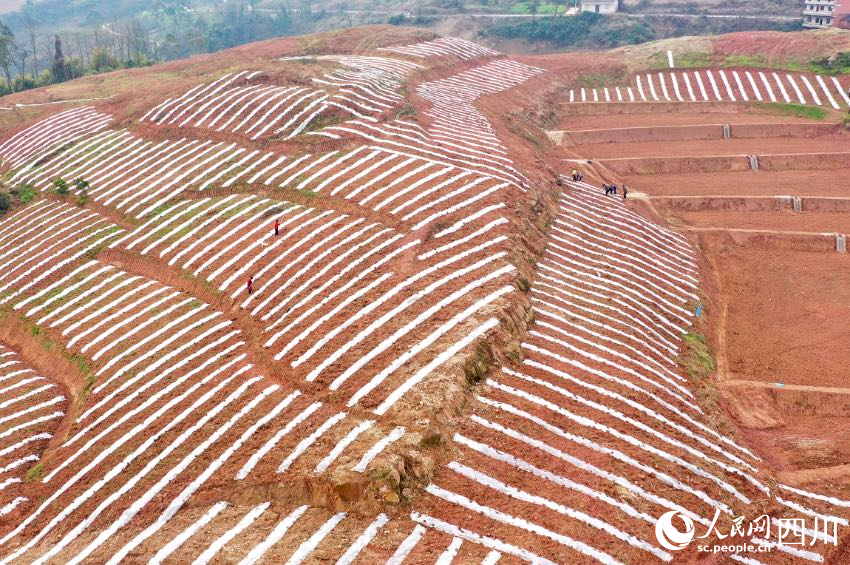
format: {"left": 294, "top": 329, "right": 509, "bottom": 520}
{"left": 26, "top": 463, "right": 44, "bottom": 482}
{"left": 680, "top": 331, "right": 715, "bottom": 381}
{"left": 751, "top": 102, "right": 827, "bottom": 121}
{"left": 673, "top": 51, "right": 713, "bottom": 69}
{"left": 575, "top": 69, "right": 630, "bottom": 88}
{"left": 69, "top": 353, "right": 91, "bottom": 375}
{"left": 14, "top": 184, "right": 38, "bottom": 204}
{"left": 150, "top": 203, "right": 175, "bottom": 217}
{"left": 721, "top": 53, "right": 768, "bottom": 68}
{"left": 80, "top": 373, "right": 97, "bottom": 402}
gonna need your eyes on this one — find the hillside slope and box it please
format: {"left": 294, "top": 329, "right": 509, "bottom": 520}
{"left": 0, "top": 25, "right": 849, "bottom": 564}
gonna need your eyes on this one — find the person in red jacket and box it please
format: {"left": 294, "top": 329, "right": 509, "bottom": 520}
{"left": 247, "top": 275, "right": 254, "bottom": 295}
{"left": 274, "top": 219, "right": 280, "bottom": 236}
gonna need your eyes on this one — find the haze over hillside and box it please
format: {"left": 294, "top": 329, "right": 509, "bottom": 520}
{"left": 0, "top": 22, "right": 849, "bottom": 564}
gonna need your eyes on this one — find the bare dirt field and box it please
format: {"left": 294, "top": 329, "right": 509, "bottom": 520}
{"left": 557, "top": 111, "right": 824, "bottom": 130}
{"left": 573, "top": 136, "right": 850, "bottom": 158}
{"left": 623, "top": 169, "right": 850, "bottom": 197}
{"left": 740, "top": 415, "right": 850, "bottom": 472}
{"left": 704, "top": 237, "right": 850, "bottom": 389}
{"left": 666, "top": 209, "right": 850, "bottom": 233}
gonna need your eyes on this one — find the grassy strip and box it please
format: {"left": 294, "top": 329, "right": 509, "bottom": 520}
{"left": 751, "top": 102, "right": 827, "bottom": 120}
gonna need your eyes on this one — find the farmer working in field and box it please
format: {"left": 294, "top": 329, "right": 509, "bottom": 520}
{"left": 274, "top": 218, "right": 280, "bottom": 236}
{"left": 247, "top": 275, "right": 254, "bottom": 295}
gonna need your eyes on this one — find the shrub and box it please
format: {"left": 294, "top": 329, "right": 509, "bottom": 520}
{"left": 388, "top": 14, "right": 407, "bottom": 25}
{"left": 74, "top": 178, "right": 90, "bottom": 204}
{"left": 0, "top": 192, "right": 9, "bottom": 214}
{"left": 16, "top": 184, "right": 37, "bottom": 203}
{"left": 396, "top": 102, "right": 416, "bottom": 118}
{"left": 73, "top": 178, "right": 90, "bottom": 192}
{"left": 53, "top": 178, "right": 69, "bottom": 196}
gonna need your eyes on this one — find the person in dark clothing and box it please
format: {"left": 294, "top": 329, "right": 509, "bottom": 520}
{"left": 603, "top": 184, "right": 610, "bottom": 195}
{"left": 274, "top": 219, "right": 280, "bottom": 236}
{"left": 610, "top": 184, "right": 618, "bottom": 195}
{"left": 622, "top": 185, "right": 628, "bottom": 200}
{"left": 247, "top": 275, "right": 254, "bottom": 295}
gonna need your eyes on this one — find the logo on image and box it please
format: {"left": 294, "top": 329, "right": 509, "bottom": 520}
{"left": 655, "top": 510, "right": 695, "bottom": 551}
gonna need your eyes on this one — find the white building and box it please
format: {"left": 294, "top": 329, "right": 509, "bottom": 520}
{"left": 581, "top": 0, "right": 619, "bottom": 14}
{"left": 803, "top": 0, "right": 837, "bottom": 28}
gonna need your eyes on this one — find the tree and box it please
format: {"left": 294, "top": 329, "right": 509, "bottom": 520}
{"left": 12, "top": 45, "right": 29, "bottom": 83}
{"left": 529, "top": 0, "right": 540, "bottom": 20}
{"left": 91, "top": 47, "right": 117, "bottom": 71}
{"left": 0, "top": 21, "right": 13, "bottom": 92}
{"left": 51, "top": 34, "right": 66, "bottom": 83}
{"left": 73, "top": 178, "right": 90, "bottom": 192}
{"left": 53, "top": 178, "right": 69, "bottom": 196}
{"left": 23, "top": 0, "right": 37, "bottom": 78}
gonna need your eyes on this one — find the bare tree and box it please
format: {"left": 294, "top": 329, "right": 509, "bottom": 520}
{"left": 24, "top": 0, "right": 37, "bottom": 77}
{"left": 12, "top": 44, "right": 29, "bottom": 82}
{"left": 126, "top": 18, "right": 152, "bottom": 62}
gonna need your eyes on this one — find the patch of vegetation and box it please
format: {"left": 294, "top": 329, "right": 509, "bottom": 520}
{"left": 673, "top": 51, "right": 713, "bottom": 69}
{"left": 575, "top": 68, "right": 630, "bottom": 88}
{"left": 53, "top": 177, "right": 69, "bottom": 196}
{"left": 419, "top": 434, "right": 443, "bottom": 449}
{"left": 73, "top": 178, "right": 90, "bottom": 195}
{"left": 303, "top": 113, "right": 344, "bottom": 134}
{"left": 752, "top": 102, "right": 827, "bottom": 121}
{"left": 396, "top": 102, "right": 417, "bottom": 119}
{"left": 516, "top": 276, "right": 531, "bottom": 292}
{"left": 486, "top": 13, "right": 797, "bottom": 50}
{"left": 14, "top": 183, "right": 37, "bottom": 203}
{"left": 810, "top": 52, "right": 850, "bottom": 76}
{"left": 0, "top": 192, "right": 9, "bottom": 215}
{"left": 68, "top": 353, "right": 91, "bottom": 376}
{"left": 722, "top": 53, "right": 769, "bottom": 68}
{"left": 25, "top": 463, "right": 43, "bottom": 482}
{"left": 80, "top": 373, "right": 97, "bottom": 403}
{"left": 681, "top": 331, "right": 715, "bottom": 381}
{"left": 150, "top": 203, "right": 174, "bottom": 217}
{"left": 463, "top": 341, "right": 495, "bottom": 386}
{"left": 487, "top": 13, "right": 656, "bottom": 49}
{"left": 507, "top": 116, "right": 543, "bottom": 149}
{"left": 509, "top": 1, "right": 570, "bottom": 15}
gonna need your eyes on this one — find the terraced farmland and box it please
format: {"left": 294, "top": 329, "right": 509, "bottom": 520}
{"left": 0, "top": 26, "right": 849, "bottom": 564}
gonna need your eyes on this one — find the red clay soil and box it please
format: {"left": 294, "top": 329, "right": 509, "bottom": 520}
{"left": 556, "top": 112, "right": 826, "bottom": 130}
{"left": 703, "top": 235, "right": 850, "bottom": 389}
{"left": 711, "top": 30, "right": 850, "bottom": 66}
{"left": 571, "top": 136, "right": 850, "bottom": 159}
{"left": 667, "top": 209, "right": 850, "bottom": 234}
{"left": 622, "top": 169, "right": 850, "bottom": 197}
{"left": 740, "top": 415, "right": 850, "bottom": 472}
